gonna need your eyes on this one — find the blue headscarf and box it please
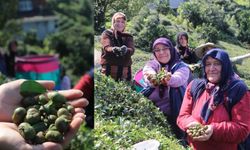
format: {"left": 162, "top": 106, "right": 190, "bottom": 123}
{"left": 202, "top": 48, "right": 234, "bottom": 86}
{"left": 199, "top": 49, "right": 248, "bottom": 122}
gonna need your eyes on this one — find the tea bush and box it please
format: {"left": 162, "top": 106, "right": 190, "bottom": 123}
{"left": 94, "top": 72, "right": 185, "bottom": 149}
{"left": 66, "top": 124, "right": 94, "bottom": 150}
{"left": 95, "top": 117, "right": 184, "bottom": 150}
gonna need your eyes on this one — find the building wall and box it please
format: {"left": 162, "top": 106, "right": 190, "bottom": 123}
{"left": 22, "top": 16, "right": 57, "bottom": 40}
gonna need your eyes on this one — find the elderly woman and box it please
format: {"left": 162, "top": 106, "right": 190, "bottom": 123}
{"left": 142, "top": 37, "right": 192, "bottom": 144}
{"left": 100, "top": 12, "right": 135, "bottom": 81}
{"left": 177, "top": 49, "right": 250, "bottom": 150}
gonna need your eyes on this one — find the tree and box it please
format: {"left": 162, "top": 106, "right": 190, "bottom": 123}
{"left": 45, "top": 0, "right": 93, "bottom": 80}
{"left": 94, "top": 0, "right": 113, "bottom": 34}
{"left": 178, "top": 1, "right": 203, "bottom": 28}
{"left": 0, "top": 0, "right": 20, "bottom": 46}
{"left": 235, "top": 9, "right": 250, "bottom": 43}
{"left": 0, "top": 0, "right": 18, "bottom": 29}
{"left": 195, "top": 23, "right": 219, "bottom": 43}
{"left": 129, "top": 4, "right": 176, "bottom": 51}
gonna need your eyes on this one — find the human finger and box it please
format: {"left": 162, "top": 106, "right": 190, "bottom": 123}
{"left": 72, "top": 112, "right": 86, "bottom": 120}
{"left": 74, "top": 108, "right": 85, "bottom": 114}
{"left": 67, "top": 98, "right": 89, "bottom": 108}
{"left": 57, "top": 90, "right": 83, "bottom": 100}
{"left": 62, "top": 118, "right": 83, "bottom": 147}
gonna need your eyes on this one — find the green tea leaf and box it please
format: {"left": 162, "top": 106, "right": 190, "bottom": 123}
{"left": 20, "top": 80, "right": 46, "bottom": 97}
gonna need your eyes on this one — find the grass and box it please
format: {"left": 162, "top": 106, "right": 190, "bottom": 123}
{"left": 234, "top": 0, "right": 250, "bottom": 6}
{"left": 131, "top": 49, "right": 152, "bottom": 76}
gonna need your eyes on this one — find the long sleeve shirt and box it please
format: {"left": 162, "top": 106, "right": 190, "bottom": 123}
{"left": 177, "top": 82, "right": 250, "bottom": 150}
{"left": 143, "top": 59, "right": 190, "bottom": 115}
{"left": 100, "top": 29, "right": 135, "bottom": 66}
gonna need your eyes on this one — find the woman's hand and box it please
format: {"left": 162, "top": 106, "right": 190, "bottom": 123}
{"left": 192, "top": 125, "right": 213, "bottom": 141}
{"left": 187, "top": 122, "right": 213, "bottom": 142}
{"left": 0, "top": 79, "right": 89, "bottom": 149}
{"left": 0, "top": 80, "right": 55, "bottom": 122}
{"left": 145, "top": 73, "right": 158, "bottom": 86}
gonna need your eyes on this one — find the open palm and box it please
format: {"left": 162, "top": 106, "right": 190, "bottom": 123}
{"left": 0, "top": 80, "right": 55, "bottom": 122}
{"left": 0, "top": 79, "right": 89, "bottom": 149}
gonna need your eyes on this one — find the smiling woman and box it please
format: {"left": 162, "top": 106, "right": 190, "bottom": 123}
{"left": 153, "top": 44, "right": 171, "bottom": 64}
{"left": 177, "top": 49, "right": 250, "bottom": 150}
{"left": 100, "top": 12, "right": 135, "bottom": 81}
{"left": 141, "top": 37, "right": 192, "bottom": 146}
{"left": 204, "top": 56, "right": 222, "bottom": 84}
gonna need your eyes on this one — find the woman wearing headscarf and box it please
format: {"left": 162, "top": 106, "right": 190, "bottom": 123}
{"left": 175, "top": 32, "right": 197, "bottom": 64}
{"left": 142, "top": 37, "right": 192, "bottom": 144}
{"left": 177, "top": 49, "right": 250, "bottom": 150}
{"left": 100, "top": 12, "right": 135, "bottom": 81}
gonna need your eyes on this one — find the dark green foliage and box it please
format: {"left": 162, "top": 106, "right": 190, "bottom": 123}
{"left": 0, "top": 0, "right": 18, "bottom": 29}
{"left": 23, "top": 31, "right": 42, "bottom": 47}
{"left": 0, "top": 0, "right": 21, "bottom": 46}
{"left": 129, "top": 6, "right": 175, "bottom": 52}
{"left": 45, "top": 0, "right": 93, "bottom": 83}
{"left": 94, "top": 0, "right": 112, "bottom": 34}
{"left": 45, "top": 0, "right": 93, "bottom": 80}
{"left": 235, "top": 9, "right": 250, "bottom": 44}
{"left": 95, "top": 72, "right": 168, "bottom": 128}
{"left": 178, "top": 0, "right": 229, "bottom": 31}
{"left": 178, "top": 1, "right": 203, "bottom": 28}
{"left": 66, "top": 124, "right": 94, "bottom": 150}
{"left": 95, "top": 72, "right": 185, "bottom": 149}
{"left": 177, "top": 0, "right": 250, "bottom": 44}
{"left": 157, "top": 0, "right": 172, "bottom": 15}
{"left": 195, "top": 23, "right": 219, "bottom": 43}
{"left": 0, "top": 19, "right": 22, "bottom": 47}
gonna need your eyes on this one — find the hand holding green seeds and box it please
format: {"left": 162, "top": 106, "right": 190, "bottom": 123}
{"left": 11, "top": 80, "right": 83, "bottom": 144}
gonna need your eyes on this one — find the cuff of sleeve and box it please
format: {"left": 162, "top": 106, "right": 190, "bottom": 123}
{"left": 209, "top": 123, "right": 218, "bottom": 140}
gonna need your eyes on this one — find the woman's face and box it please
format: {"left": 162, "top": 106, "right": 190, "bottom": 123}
{"left": 114, "top": 17, "right": 126, "bottom": 32}
{"left": 179, "top": 35, "right": 188, "bottom": 47}
{"left": 205, "top": 56, "right": 222, "bottom": 84}
{"left": 154, "top": 44, "right": 171, "bottom": 64}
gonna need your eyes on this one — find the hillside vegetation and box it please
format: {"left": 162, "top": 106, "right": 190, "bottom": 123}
{"left": 94, "top": 72, "right": 186, "bottom": 149}
{"left": 94, "top": 0, "right": 250, "bottom": 149}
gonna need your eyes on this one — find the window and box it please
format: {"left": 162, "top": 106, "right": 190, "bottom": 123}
{"left": 19, "top": 0, "right": 33, "bottom": 12}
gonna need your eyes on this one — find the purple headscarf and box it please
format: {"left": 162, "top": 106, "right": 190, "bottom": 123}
{"left": 152, "top": 37, "right": 180, "bottom": 71}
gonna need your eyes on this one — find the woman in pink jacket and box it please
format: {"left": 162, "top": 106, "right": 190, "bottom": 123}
{"left": 177, "top": 49, "right": 250, "bottom": 150}
{"left": 142, "top": 37, "right": 191, "bottom": 145}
